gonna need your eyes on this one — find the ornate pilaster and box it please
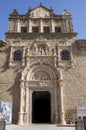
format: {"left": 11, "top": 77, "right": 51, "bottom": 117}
{"left": 59, "top": 69, "right": 66, "bottom": 124}
{"left": 24, "top": 82, "right": 29, "bottom": 124}
{"left": 17, "top": 19, "right": 20, "bottom": 32}
{"left": 9, "top": 46, "right": 13, "bottom": 66}
{"left": 18, "top": 81, "right": 25, "bottom": 125}
{"left": 39, "top": 19, "right": 43, "bottom": 33}
{"left": 51, "top": 19, "right": 54, "bottom": 32}
{"left": 28, "top": 19, "right": 32, "bottom": 32}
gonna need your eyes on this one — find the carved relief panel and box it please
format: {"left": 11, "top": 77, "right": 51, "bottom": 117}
{"left": 30, "top": 7, "right": 50, "bottom": 18}
{"left": 31, "top": 71, "right": 51, "bottom": 80}
{"left": 29, "top": 42, "right": 49, "bottom": 56}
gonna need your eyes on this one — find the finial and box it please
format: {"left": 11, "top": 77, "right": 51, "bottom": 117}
{"left": 40, "top": 2, "right": 42, "bottom": 5}
{"left": 29, "top": 7, "right": 31, "bottom": 10}
{"left": 13, "top": 9, "right": 17, "bottom": 12}
{"left": 50, "top": 7, "right": 53, "bottom": 12}
{"left": 64, "top": 9, "right": 67, "bottom": 12}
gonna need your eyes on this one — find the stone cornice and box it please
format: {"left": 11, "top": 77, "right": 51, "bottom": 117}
{"left": 5, "top": 32, "right": 77, "bottom": 39}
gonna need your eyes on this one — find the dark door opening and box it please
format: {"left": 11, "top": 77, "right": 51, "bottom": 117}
{"left": 32, "top": 91, "right": 51, "bottom": 123}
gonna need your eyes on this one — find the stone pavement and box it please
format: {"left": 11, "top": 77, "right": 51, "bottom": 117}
{"left": 6, "top": 124, "right": 75, "bottom": 130}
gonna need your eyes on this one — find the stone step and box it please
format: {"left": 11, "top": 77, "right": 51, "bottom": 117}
{"left": 6, "top": 124, "right": 75, "bottom": 130}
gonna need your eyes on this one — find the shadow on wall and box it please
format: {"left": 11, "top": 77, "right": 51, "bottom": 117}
{"left": 0, "top": 43, "right": 21, "bottom": 124}
{"left": 7, "top": 70, "right": 21, "bottom": 124}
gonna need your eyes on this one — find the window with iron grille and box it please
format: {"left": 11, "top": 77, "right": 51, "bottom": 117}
{"left": 61, "top": 50, "right": 70, "bottom": 60}
{"left": 13, "top": 50, "right": 22, "bottom": 61}
{"left": 43, "top": 27, "right": 50, "bottom": 33}
{"left": 32, "top": 26, "right": 39, "bottom": 33}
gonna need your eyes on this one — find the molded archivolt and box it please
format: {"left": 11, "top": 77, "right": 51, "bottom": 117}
{"left": 22, "top": 64, "right": 58, "bottom": 81}
{"left": 26, "top": 65, "right": 57, "bottom": 81}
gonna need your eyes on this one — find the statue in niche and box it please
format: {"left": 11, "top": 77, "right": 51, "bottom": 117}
{"left": 38, "top": 46, "right": 45, "bottom": 55}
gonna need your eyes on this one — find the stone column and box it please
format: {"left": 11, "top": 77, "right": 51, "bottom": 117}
{"left": 39, "top": 19, "right": 43, "bottom": 33}
{"left": 59, "top": 69, "right": 66, "bottom": 124}
{"left": 28, "top": 19, "right": 32, "bottom": 32}
{"left": 51, "top": 19, "right": 54, "bottom": 32}
{"left": 18, "top": 81, "right": 25, "bottom": 125}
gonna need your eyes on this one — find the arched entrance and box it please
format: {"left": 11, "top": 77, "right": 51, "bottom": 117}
{"left": 32, "top": 91, "right": 51, "bottom": 123}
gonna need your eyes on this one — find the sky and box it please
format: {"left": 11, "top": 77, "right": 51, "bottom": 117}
{"left": 0, "top": 0, "right": 86, "bottom": 40}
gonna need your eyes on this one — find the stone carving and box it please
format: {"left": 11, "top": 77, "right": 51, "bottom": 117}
{"left": 32, "top": 71, "right": 51, "bottom": 80}
{"left": 38, "top": 45, "right": 45, "bottom": 55}
{"left": 30, "top": 43, "right": 50, "bottom": 56}
{"left": 36, "top": 35, "right": 47, "bottom": 42}
{"left": 13, "top": 38, "right": 21, "bottom": 43}
{"left": 30, "top": 8, "right": 50, "bottom": 18}
{"left": 58, "top": 39, "right": 71, "bottom": 46}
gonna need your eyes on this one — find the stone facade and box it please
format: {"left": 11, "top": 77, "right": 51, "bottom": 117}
{"left": 0, "top": 4, "right": 86, "bottom": 125}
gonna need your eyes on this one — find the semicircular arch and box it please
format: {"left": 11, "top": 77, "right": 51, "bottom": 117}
{"left": 25, "top": 64, "right": 57, "bottom": 81}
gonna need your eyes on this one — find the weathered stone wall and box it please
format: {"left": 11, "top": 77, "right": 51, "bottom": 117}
{"left": 0, "top": 47, "right": 21, "bottom": 123}
{"left": 63, "top": 42, "right": 86, "bottom": 123}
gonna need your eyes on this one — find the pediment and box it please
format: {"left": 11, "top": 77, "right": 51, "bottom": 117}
{"left": 30, "top": 5, "right": 51, "bottom": 18}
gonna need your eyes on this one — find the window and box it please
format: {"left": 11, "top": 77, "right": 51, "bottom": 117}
{"left": 44, "top": 27, "right": 50, "bottom": 33}
{"left": 32, "top": 27, "right": 39, "bottom": 33}
{"left": 55, "top": 27, "right": 61, "bottom": 33}
{"left": 13, "top": 50, "right": 22, "bottom": 61}
{"left": 61, "top": 50, "right": 70, "bottom": 60}
{"left": 21, "top": 26, "right": 27, "bottom": 33}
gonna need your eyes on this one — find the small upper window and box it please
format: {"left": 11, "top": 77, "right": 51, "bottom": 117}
{"left": 32, "top": 27, "right": 39, "bottom": 33}
{"left": 55, "top": 27, "right": 61, "bottom": 33}
{"left": 21, "top": 26, "right": 27, "bottom": 33}
{"left": 44, "top": 27, "right": 50, "bottom": 33}
{"left": 61, "top": 50, "right": 70, "bottom": 60}
{"left": 13, "top": 50, "right": 22, "bottom": 61}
